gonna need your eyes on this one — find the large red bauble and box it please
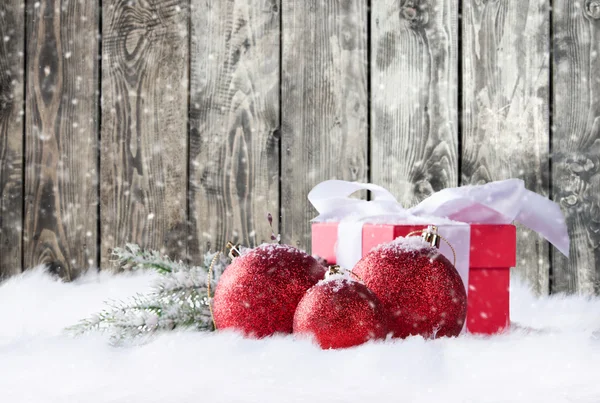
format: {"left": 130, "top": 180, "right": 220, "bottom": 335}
{"left": 353, "top": 237, "right": 467, "bottom": 339}
{"left": 293, "top": 273, "right": 390, "bottom": 349}
{"left": 212, "top": 243, "right": 325, "bottom": 338}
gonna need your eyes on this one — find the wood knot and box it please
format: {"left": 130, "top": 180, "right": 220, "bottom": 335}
{"left": 399, "top": 5, "right": 428, "bottom": 25}
{"left": 562, "top": 194, "right": 578, "bottom": 207}
{"left": 586, "top": 0, "right": 600, "bottom": 19}
{"left": 401, "top": 7, "right": 417, "bottom": 20}
{"left": 47, "top": 262, "right": 65, "bottom": 277}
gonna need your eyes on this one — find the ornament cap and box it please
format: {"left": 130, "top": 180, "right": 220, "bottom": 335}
{"left": 325, "top": 265, "right": 364, "bottom": 283}
{"left": 226, "top": 242, "right": 242, "bottom": 259}
{"left": 422, "top": 225, "right": 441, "bottom": 248}
{"left": 406, "top": 225, "right": 456, "bottom": 266}
{"left": 325, "top": 265, "right": 342, "bottom": 278}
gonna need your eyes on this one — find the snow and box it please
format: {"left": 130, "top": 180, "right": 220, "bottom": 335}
{"left": 373, "top": 235, "right": 433, "bottom": 254}
{"left": 1, "top": 268, "right": 600, "bottom": 403}
{"left": 318, "top": 268, "right": 356, "bottom": 291}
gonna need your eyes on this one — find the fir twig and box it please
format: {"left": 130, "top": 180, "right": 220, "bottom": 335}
{"left": 66, "top": 245, "right": 230, "bottom": 345}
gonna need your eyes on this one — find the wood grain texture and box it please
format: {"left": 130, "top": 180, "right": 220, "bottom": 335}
{"left": 281, "top": 0, "right": 369, "bottom": 251}
{"left": 0, "top": 1, "right": 24, "bottom": 278}
{"left": 462, "top": 0, "right": 550, "bottom": 294}
{"left": 371, "top": 0, "right": 458, "bottom": 207}
{"left": 552, "top": 0, "right": 600, "bottom": 294}
{"left": 24, "top": 0, "right": 98, "bottom": 279}
{"left": 189, "top": 0, "right": 280, "bottom": 257}
{"left": 101, "top": 0, "right": 188, "bottom": 266}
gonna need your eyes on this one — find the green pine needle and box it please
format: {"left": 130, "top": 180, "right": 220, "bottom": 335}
{"left": 66, "top": 245, "right": 229, "bottom": 345}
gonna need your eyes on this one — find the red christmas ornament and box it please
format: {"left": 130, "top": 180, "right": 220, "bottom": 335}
{"left": 353, "top": 228, "right": 467, "bottom": 339}
{"left": 212, "top": 243, "right": 325, "bottom": 338}
{"left": 293, "top": 267, "right": 390, "bottom": 349}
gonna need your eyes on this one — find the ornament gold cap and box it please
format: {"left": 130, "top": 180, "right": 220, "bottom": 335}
{"left": 326, "top": 265, "right": 342, "bottom": 278}
{"left": 325, "top": 265, "right": 364, "bottom": 282}
{"left": 226, "top": 242, "right": 242, "bottom": 259}
{"left": 422, "top": 225, "right": 441, "bottom": 248}
{"left": 406, "top": 226, "right": 456, "bottom": 266}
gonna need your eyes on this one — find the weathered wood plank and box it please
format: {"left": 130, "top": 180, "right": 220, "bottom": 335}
{"left": 0, "top": 1, "right": 24, "bottom": 278}
{"left": 462, "top": 0, "right": 550, "bottom": 294}
{"left": 371, "top": 0, "right": 458, "bottom": 208}
{"left": 281, "top": 0, "right": 369, "bottom": 251}
{"left": 24, "top": 0, "right": 99, "bottom": 279}
{"left": 552, "top": 1, "right": 600, "bottom": 294}
{"left": 189, "top": 0, "right": 280, "bottom": 257}
{"left": 101, "top": 0, "right": 188, "bottom": 266}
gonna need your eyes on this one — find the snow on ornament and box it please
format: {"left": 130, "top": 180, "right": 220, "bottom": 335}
{"left": 352, "top": 226, "right": 467, "bottom": 339}
{"left": 212, "top": 243, "right": 326, "bottom": 338}
{"left": 293, "top": 266, "right": 391, "bottom": 349}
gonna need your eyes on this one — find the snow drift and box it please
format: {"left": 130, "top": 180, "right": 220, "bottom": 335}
{"left": 0, "top": 267, "right": 599, "bottom": 403}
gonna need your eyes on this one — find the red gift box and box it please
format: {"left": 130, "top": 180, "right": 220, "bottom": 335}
{"left": 311, "top": 222, "right": 517, "bottom": 335}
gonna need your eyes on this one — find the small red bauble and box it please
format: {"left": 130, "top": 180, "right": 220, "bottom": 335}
{"left": 293, "top": 269, "right": 390, "bottom": 349}
{"left": 212, "top": 243, "right": 325, "bottom": 338}
{"left": 353, "top": 236, "right": 467, "bottom": 339}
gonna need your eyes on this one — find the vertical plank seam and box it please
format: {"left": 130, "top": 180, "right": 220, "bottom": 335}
{"left": 457, "top": 0, "right": 463, "bottom": 186}
{"left": 366, "top": 0, "right": 372, "bottom": 194}
{"left": 548, "top": 0, "right": 554, "bottom": 294}
{"left": 186, "top": 0, "right": 192, "bottom": 263}
{"left": 278, "top": 0, "right": 283, "bottom": 228}
{"left": 21, "top": 0, "right": 28, "bottom": 273}
{"left": 97, "top": 0, "right": 103, "bottom": 270}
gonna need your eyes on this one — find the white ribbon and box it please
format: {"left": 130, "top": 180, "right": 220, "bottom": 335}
{"left": 308, "top": 179, "right": 570, "bottom": 271}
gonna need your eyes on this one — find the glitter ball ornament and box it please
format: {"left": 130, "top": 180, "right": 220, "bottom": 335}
{"left": 212, "top": 243, "right": 326, "bottom": 338}
{"left": 293, "top": 267, "right": 390, "bottom": 349}
{"left": 352, "top": 229, "right": 467, "bottom": 339}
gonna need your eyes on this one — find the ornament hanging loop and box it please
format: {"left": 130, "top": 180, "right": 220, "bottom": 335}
{"left": 406, "top": 225, "right": 456, "bottom": 266}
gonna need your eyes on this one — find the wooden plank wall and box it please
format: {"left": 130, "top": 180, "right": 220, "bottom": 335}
{"left": 189, "top": 0, "right": 280, "bottom": 257}
{"left": 101, "top": 0, "right": 189, "bottom": 267}
{"left": 0, "top": 1, "right": 24, "bottom": 278}
{"left": 553, "top": 0, "right": 600, "bottom": 294}
{"left": 462, "top": 0, "right": 550, "bottom": 294}
{"left": 371, "top": 0, "right": 458, "bottom": 208}
{"left": 1, "top": 0, "right": 599, "bottom": 295}
{"left": 24, "top": 0, "right": 99, "bottom": 280}
{"left": 281, "top": 0, "right": 369, "bottom": 250}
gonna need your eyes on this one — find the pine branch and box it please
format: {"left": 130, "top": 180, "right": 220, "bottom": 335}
{"left": 67, "top": 246, "right": 229, "bottom": 344}
{"left": 111, "top": 243, "right": 189, "bottom": 274}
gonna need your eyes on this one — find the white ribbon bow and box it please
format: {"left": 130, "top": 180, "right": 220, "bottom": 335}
{"left": 308, "top": 179, "right": 570, "bottom": 270}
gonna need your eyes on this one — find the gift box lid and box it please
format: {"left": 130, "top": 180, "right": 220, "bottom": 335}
{"left": 311, "top": 222, "right": 516, "bottom": 268}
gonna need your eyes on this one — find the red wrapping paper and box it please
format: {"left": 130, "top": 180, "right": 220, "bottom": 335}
{"left": 312, "top": 222, "right": 516, "bottom": 335}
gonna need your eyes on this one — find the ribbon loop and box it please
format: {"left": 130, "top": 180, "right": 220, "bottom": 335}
{"left": 309, "top": 179, "right": 570, "bottom": 259}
